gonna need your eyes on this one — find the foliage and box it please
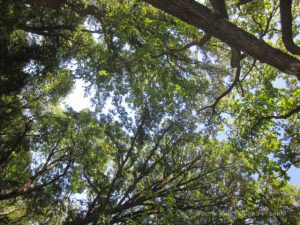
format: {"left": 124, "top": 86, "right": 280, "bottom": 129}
{"left": 0, "top": 0, "right": 299, "bottom": 224}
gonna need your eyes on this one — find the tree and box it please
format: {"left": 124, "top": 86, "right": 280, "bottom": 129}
{"left": 0, "top": 0, "right": 299, "bottom": 224}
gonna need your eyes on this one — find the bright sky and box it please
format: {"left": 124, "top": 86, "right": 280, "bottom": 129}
{"left": 63, "top": 80, "right": 299, "bottom": 186}
{"left": 62, "top": 79, "right": 93, "bottom": 111}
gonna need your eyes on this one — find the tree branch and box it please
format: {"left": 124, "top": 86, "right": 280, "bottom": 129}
{"left": 142, "top": 0, "right": 300, "bottom": 77}
{"left": 210, "top": 0, "right": 241, "bottom": 68}
{"left": 280, "top": 0, "right": 300, "bottom": 55}
{"left": 252, "top": 105, "right": 300, "bottom": 131}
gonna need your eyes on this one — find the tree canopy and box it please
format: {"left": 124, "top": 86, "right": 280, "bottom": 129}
{"left": 0, "top": 0, "right": 299, "bottom": 224}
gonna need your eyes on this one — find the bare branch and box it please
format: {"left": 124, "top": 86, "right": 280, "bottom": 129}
{"left": 280, "top": 0, "right": 300, "bottom": 55}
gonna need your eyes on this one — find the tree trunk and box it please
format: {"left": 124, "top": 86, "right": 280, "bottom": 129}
{"left": 143, "top": 0, "right": 300, "bottom": 77}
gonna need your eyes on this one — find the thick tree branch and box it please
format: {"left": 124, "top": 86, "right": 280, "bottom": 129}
{"left": 280, "top": 0, "right": 300, "bottom": 55}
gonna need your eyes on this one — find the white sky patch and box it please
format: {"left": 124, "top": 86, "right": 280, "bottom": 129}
{"left": 61, "top": 79, "right": 93, "bottom": 111}
{"left": 70, "top": 191, "right": 89, "bottom": 211}
{"left": 272, "top": 76, "right": 287, "bottom": 88}
{"left": 102, "top": 97, "right": 113, "bottom": 114}
{"left": 195, "top": 0, "right": 206, "bottom": 4}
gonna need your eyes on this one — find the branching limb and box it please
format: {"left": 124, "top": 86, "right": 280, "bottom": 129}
{"left": 197, "top": 58, "right": 256, "bottom": 121}
{"left": 198, "top": 65, "right": 241, "bottom": 123}
{"left": 280, "top": 0, "right": 300, "bottom": 55}
{"left": 252, "top": 105, "right": 300, "bottom": 132}
{"left": 209, "top": 0, "right": 241, "bottom": 68}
